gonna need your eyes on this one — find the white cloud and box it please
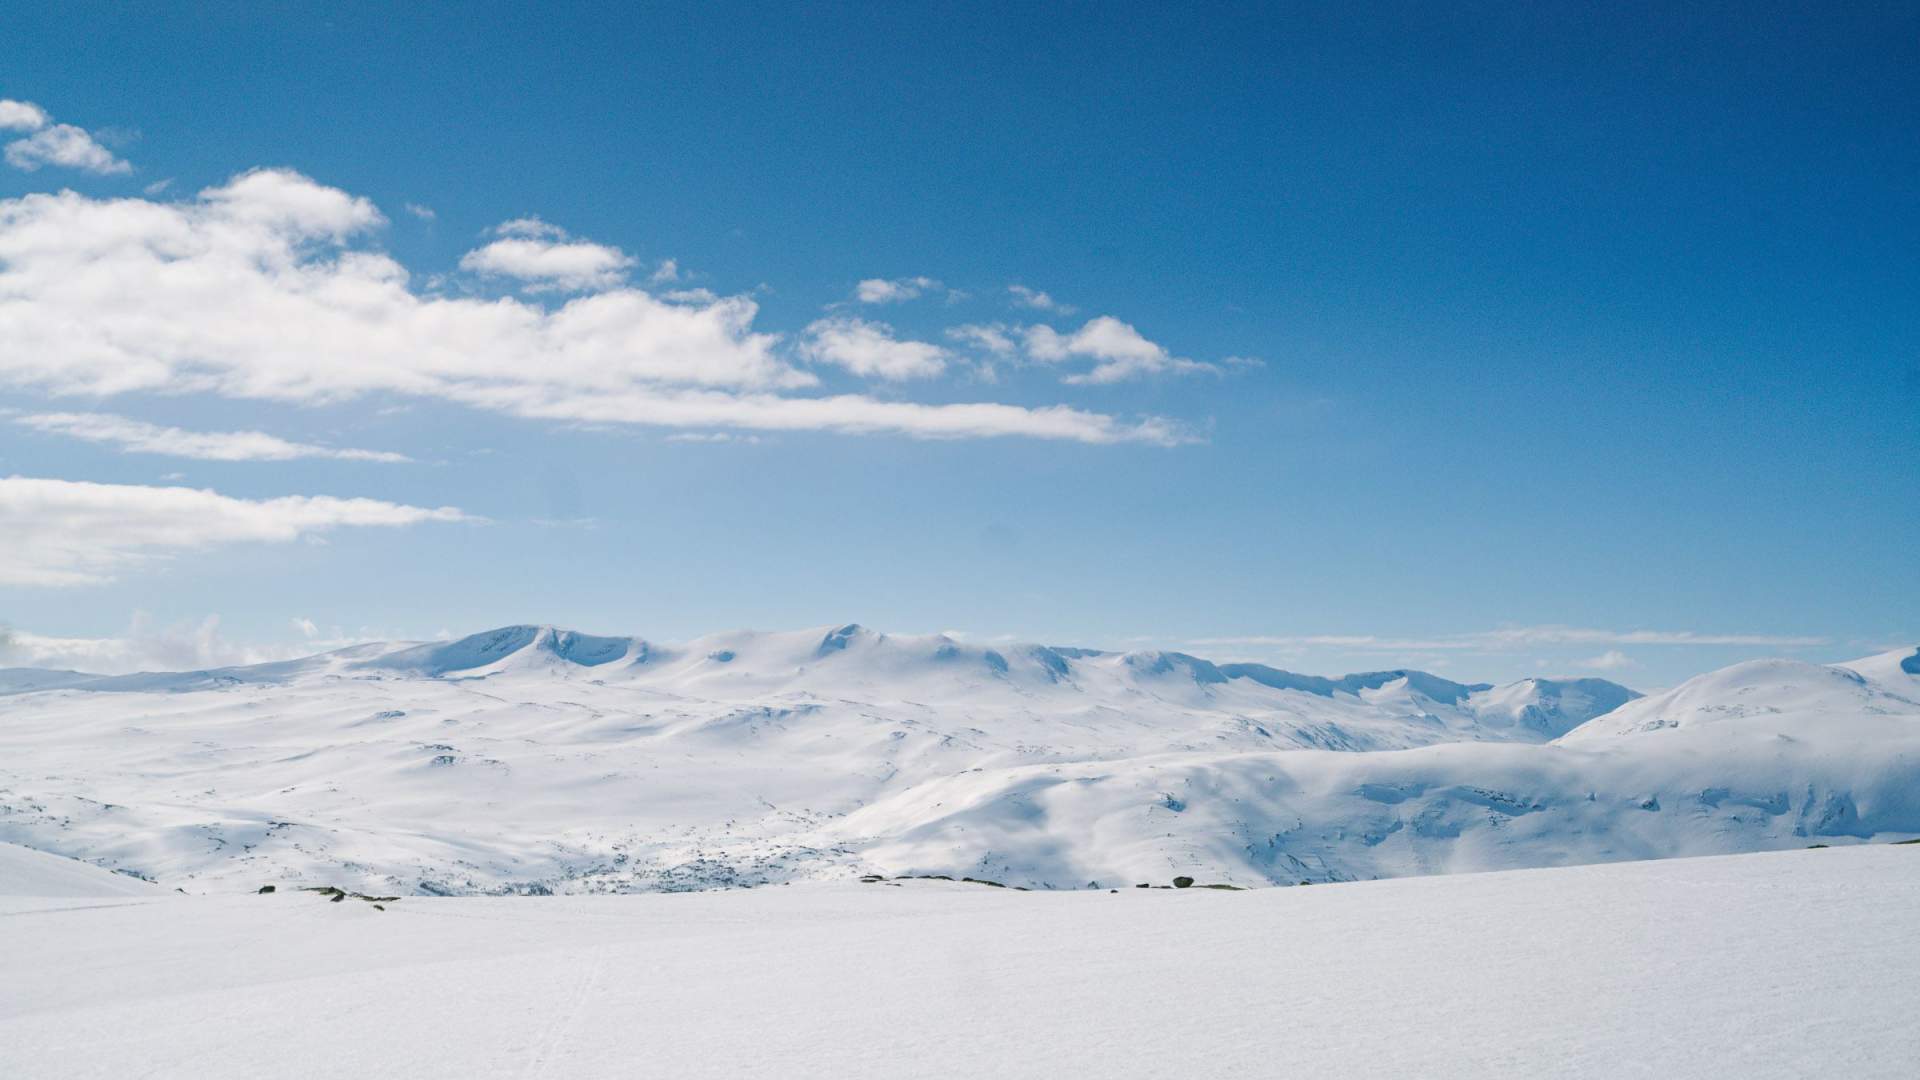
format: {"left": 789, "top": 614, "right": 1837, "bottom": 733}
{"left": 460, "top": 220, "right": 637, "bottom": 291}
{"left": 1185, "top": 626, "right": 1830, "bottom": 652}
{"left": 0, "top": 99, "right": 130, "bottom": 174}
{"left": 649, "top": 258, "right": 681, "bottom": 284}
{"left": 493, "top": 216, "right": 566, "bottom": 238}
{"left": 1008, "top": 284, "right": 1072, "bottom": 313}
{"left": 801, "top": 316, "right": 951, "bottom": 381}
{"left": 5, "top": 124, "right": 131, "bottom": 175}
{"left": 0, "top": 475, "right": 470, "bottom": 587}
{"left": 0, "top": 613, "right": 379, "bottom": 675}
{"left": 142, "top": 178, "right": 174, "bottom": 196}
{"left": 0, "top": 169, "right": 1181, "bottom": 445}
{"left": 0, "top": 99, "right": 50, "bottom": 132}
{"left": 856, "top": 276, "right": 941, "bottom": 304}
{"left": 403, "top": 202, "right": 436, "bottom": 221}
{"left": 1026, "top": 316, "right": 1217, "bottom": 385}
{"left": 15, "top": 412, "right": 411, "bottom": 463}
{"left": 1575, "top": 649, "right": 1638, "bottom": 671}
{"left": 947, "top": 323, "right": 1019, "bottom": 356}
{"left": 665, "top": 431, "right": 761, "bottom": 444}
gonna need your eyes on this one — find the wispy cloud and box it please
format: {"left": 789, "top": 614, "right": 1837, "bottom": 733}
{"left": 1007, "top": 284, "right": 1073, "bottom": 314}
{"left": 15, "top": 412, "right": 410, "bottom": 463}
{"left": 665, "top": 431, "right": 761, "bottom": 444}
{"left": 1186, "top": 626, "right": 1830, "bottom": 652}
{"left": 946, "top": 323, "right": 1019, "bottom": 357}
{"left": 855, "top": 276, "right": 943, "bottom": 304}
{"left": 0, "top": 98, "right": 130, "bottom": 174}
{"left": 1574, "top": 650, "right": 1638, "bottom": 671}
{"left": 0, "top": 475, "right": 470, "bottom": 587}
{"left": 0, "top": 613, "right": 382, "bottom": 675}
{"left": 0, "top": 169, "right": 1183, "bottom": 445}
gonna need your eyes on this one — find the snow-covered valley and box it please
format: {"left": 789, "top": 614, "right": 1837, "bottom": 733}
{"left": 3, "top": 623, "right": 1915, "bottom": 895}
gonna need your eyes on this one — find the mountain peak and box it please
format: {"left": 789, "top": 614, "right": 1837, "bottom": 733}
{"left": 365, "top": 624, "right": 643, "bottom": 676}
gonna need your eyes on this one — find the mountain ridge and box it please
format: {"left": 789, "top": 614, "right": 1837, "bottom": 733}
{"left": 0, "top": 621, "right": 1641, "bottom": 717}
{"left": 1, "top": 624, "right": 1912, "bottom": 895}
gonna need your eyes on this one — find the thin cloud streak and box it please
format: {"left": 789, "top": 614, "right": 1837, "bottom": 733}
{"left": 15, "top": 412, "right": 411, "bottom": 463}
{"left": 0, "top": 475, "right": 471, "bottom": 587}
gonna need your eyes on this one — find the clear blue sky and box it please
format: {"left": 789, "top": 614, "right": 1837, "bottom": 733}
{"left": 0, "top": 2, "right": 1914, "bottom": 686}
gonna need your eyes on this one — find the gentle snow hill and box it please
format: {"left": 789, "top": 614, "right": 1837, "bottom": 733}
{"left": 2, "top": 846, "right": 1915, "bottom": 1079}
{"left": 1, "top": 624, "right": 1912, "bottom": 894}
{"left": 0, "top": 841, "right": 159, "bottom": 898}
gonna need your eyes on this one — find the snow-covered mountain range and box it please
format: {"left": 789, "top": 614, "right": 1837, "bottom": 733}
{"left": 1, "top": 623, "right": 1914, "bottom": 893}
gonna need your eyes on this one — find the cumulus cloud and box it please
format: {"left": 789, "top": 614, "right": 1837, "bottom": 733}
{"left": 0, "top": 170, "right": 1178, "bottom": 444}
{"left": 800, "top": 316, "right": 951, "bottom": 381}
{"left": 1025, "top": 316, "right": 1217, "bottom": 385}
{"left": 0, "top": 99, "right": 50, "bottom": 131}
{"left": 0, "top": 98, "right": 130, "bottom": 174}
{"left": 855, "top": 276, "right": 941, "bottom": 304}
{"left": 0, "top": 475, "right": 469, "bottom": 587}
{"left": 403, "top": 202, "right": 436, "bottom": 221}
{"left": 15, "top": 412, "right": 410, "bottom": 463}
{"left": 460, "top": 218, "right": 637, "bottom": 292}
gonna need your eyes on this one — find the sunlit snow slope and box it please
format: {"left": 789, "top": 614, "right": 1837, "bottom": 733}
{"left": 3, "top": 846, "right": 1915, "bottom": 1079}
{"left": 1, "top": 623, "right": 1914, "bottom": 893}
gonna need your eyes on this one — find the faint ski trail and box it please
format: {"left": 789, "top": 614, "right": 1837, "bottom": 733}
{"left": 519, "top": 945, "right": 609, "bottom": 1077}
{"left": 0, "top": 900, "right": 157, "bottom": 918}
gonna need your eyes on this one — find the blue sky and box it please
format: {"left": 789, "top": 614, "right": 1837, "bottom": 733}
{"left": 0, "top": 3, "right": 1914, "bottom": 686}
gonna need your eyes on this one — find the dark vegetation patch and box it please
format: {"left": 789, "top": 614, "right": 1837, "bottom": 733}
{"left": 300, "top": 884, "right": 400, "bottom": 907}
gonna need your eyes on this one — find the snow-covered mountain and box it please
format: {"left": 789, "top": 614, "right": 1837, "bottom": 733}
{"left": 0, "top": 623, "right": 1912, "bottom": 894}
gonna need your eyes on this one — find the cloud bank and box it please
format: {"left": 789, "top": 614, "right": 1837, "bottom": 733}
{"left": 0, "top": 170, "right": 1182, "bottom": 445}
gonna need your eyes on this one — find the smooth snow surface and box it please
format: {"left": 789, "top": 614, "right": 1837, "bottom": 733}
{"left": 1, "top": 624, "right": 1914, "bottom": 894}
{"left": 2, "top": 846, "right": 1915, "bottom": 1078}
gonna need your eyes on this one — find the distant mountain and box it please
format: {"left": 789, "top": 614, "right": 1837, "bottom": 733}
{"left": 1, "top": 623, "right": 1636, "bottom": 749}
{"left": 1, "top": 624, "right": 1910, "bottom": 894}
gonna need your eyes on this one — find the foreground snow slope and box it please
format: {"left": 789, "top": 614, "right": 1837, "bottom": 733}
{"left": 0, "top": 623, "right": 1912, "bottom": 893}
{"left": 2, "top": 845, "right": 1915, "bottom": 1079}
